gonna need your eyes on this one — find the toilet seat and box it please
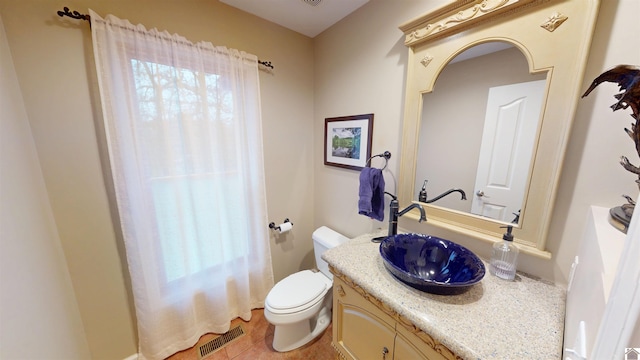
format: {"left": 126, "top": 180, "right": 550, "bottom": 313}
{"left": 266, "top": 270, "right": 329, "bottom": 314}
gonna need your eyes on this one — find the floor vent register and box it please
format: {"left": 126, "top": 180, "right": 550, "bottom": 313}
{"left": 198, "top": 324, "right": 245, "bottom": 359}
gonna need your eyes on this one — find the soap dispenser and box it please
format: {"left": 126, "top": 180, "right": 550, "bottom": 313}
{"left": 489, "top": 225, "right": 519, "bottom": 280}
{"left": 419, "top": 180, "right": 428, "bottom": 202}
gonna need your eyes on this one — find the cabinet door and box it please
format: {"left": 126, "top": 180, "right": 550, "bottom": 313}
{"left": 333, "top": 277, "right": 395, "bottom": 360}
{"left": 340, "top": 307, "right": 395, "bottom": 359}
{"left": 394, "top": 332, "right": 428, "bottom": 360}
{"left": 395, "top": 322, "right": 452, "bottom": 360}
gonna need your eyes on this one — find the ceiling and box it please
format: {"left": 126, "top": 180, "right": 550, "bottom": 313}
{"left": 219, "top": 0, "right": 370, "bottom": 38}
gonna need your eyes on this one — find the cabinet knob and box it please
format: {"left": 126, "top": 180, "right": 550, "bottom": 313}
{"left": 382, "top": 346, "right": 389, "bottom": 359}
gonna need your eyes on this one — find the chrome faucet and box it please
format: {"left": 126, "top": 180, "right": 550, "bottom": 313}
{"left": 386, "top": 192, "right": 426, "bottom": 237}
{"left": 423, "top": 188, "right": 467, "bottom": 204}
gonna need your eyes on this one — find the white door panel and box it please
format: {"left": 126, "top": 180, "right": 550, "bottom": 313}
{"left": 471, "top": 80, "right": 545, "bottom": 222}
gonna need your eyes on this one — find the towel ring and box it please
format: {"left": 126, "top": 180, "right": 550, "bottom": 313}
{"left": 365, "top": 151, "right": 391, "bottom": 170}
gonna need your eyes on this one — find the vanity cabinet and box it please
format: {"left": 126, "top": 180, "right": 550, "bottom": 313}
{"left": 331, "top": 274, "right": 458, "bottom": 360}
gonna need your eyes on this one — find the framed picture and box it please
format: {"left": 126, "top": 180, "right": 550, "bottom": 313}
{"left": 324, "top": 113, "right": 374, "bottom": 171}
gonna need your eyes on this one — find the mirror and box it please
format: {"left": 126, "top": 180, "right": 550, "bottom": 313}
{"left": 397, "top": 0, "right": 600, "bottom": 258}
{"left": 414, "top": 43, "right": 547, "bottom": 224}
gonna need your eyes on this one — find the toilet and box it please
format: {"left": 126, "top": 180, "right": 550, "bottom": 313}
{"left": 264, "top": 226, "right": 348, "bottom": 352}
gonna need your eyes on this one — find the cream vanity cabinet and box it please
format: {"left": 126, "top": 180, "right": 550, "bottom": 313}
{"left": 331, "top": 273, "right": 458, "bottom": 360}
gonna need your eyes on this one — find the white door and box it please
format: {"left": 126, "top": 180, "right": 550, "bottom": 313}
{"left": 471, "top": 80, "right": 546, "bottom": 222}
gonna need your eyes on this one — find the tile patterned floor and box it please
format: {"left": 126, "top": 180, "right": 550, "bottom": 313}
{"left": 165, "top": 309, "right": 336, "bottom": 360}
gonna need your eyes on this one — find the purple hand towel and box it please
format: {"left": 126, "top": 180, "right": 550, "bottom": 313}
{"left": 358, "top": 167, "right": 385, "bottom": 221}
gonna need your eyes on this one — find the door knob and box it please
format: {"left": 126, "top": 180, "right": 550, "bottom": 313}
{"left": 476, "top": 190, "right": 487, "bottom": 197}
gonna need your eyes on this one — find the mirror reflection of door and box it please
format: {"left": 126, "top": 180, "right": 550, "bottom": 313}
{"left": 471, "top": 80, "right": 546, "bottom": 222}
{"left": 415, "top": 42, "right": 547, "bottom": 224}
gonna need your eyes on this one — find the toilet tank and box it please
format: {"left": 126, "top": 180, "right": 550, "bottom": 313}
{"left": 312, "top": 226, "right": 349, "bottom": 279}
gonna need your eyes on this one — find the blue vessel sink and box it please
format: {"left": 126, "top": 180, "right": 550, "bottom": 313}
{"left": 379, "top": 233, "right": 485, "bottom": 295}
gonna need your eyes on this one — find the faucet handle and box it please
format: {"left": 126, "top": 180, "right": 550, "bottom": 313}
{"left": 384, "top": 191, "right": 397, "bottom": 200}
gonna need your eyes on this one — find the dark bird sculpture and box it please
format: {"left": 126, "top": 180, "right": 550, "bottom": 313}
{"left": 582, "top": 65, "right": 640, "bottom": 156}
{"left": 582, "top": 65, "right": 640, "bottom": 223}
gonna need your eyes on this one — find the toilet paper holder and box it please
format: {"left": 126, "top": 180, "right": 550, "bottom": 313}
{"left": 269, "top": 218, "right": 293, "bottom": 232}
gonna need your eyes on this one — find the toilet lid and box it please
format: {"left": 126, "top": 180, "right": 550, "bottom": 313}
{"left": 266, "top": 270, "right": 327, "bottom": 311}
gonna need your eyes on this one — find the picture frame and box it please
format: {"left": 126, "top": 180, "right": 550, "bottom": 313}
{"left": 324, "top": 113, "right": 374, "bottom": 171}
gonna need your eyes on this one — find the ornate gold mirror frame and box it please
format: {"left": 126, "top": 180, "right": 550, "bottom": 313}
{"left": 398, "top": 0, "right": 600, "bottom": 258}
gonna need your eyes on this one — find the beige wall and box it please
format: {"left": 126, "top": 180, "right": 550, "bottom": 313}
{"left": 314, "top": 1, "right": 440, "bottom": 236}
{"left": 314, "top": 0, "right": 639, "bottom": 284}
{"left": 0, "top": 17, "right": 90, "bottom": 359}
{"left": 0, "top": 0, "right": 315, "bottom": 358}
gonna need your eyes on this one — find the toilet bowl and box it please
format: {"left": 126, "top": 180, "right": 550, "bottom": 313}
{"left": 264, "top": 226, "right": 348, "bottom": 352}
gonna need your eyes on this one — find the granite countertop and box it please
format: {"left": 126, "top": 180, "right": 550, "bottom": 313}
{"left": 322, "top": 231, "right": 566, "bottom": 360}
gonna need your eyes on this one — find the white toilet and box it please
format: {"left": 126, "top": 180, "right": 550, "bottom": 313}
{"left": 264, "top": 226, "right": 348, "bottom": 352}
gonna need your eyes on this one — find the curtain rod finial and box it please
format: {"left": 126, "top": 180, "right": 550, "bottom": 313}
{"left": 57, "top": 7, "right": 90, "bottom": 22}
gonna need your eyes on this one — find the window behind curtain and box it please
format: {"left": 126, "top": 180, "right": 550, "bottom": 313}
{"left": 129, "top": 58, "right": 248, "bottom": 283}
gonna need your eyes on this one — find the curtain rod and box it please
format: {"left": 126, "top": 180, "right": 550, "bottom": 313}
{"left": 56, "top": 7, "right": 274, "bottom": 69}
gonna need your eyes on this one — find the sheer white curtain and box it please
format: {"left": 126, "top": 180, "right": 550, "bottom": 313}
{"left": 89, "top": 10, "right": 274, "bottom": 360}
